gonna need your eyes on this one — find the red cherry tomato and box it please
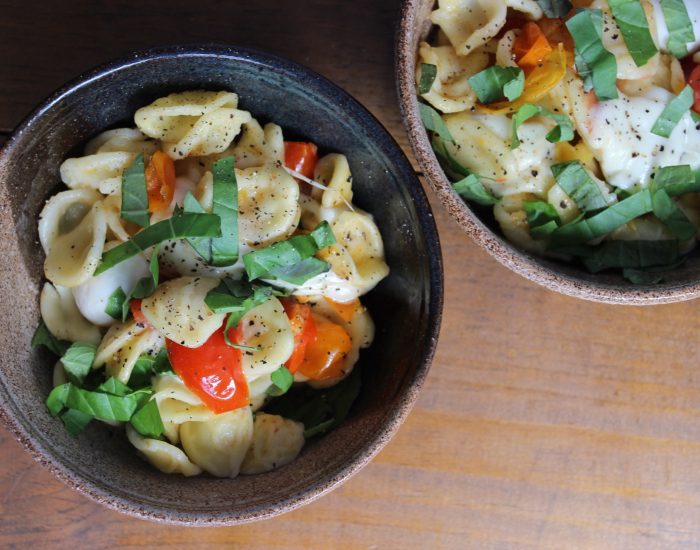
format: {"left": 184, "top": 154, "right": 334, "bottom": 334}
{"left": 165, "top": 324, "right": 249, "bottom": 413}
{"left": 130, "top": 299, "right": 150, "bottom": 327}
{"left": 688, "top": 65, "right": 700, "bottom": 115}
{"left": 281, "top": 299, "right": 317, "bottom": 374}
{"left": 284, "top": 142, "right": 319, "bottom": 194}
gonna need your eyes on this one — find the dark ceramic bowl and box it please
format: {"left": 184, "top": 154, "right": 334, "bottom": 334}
{"left": 0, "top": 45, "right": 443, "bottom": 525}
{"left": 397, "top": 0, "right": 700, "bottom": 305}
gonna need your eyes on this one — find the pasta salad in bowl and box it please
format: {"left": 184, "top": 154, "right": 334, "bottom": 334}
{"left": 37, "top": 89, "right": 389, "bottom": 478}
{"left": 398, "top": 0, "right": 700, "bottom": 303}
{"left": 0, "top": 46, "right": 442, "bottom": 524}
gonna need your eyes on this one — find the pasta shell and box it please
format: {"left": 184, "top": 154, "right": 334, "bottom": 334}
{"left": 60, "top": 152, "right": 136, "bottom": 195}
{"left": 140, "top": 276, "right": 225, "bottom": 348}
{"left": 240, "top": 413, "right": 304, "bottom": 475}
{"left": 84, "top": 128, "right": 158, "bottom": 156}
{"left": 313, "top": 154, "right": 353, "bottom": 208}
{"left": 152, "top": 374, "right": 215, "bottom": 445}
{"left": 431, "top": 0, "right": 507, "bottom": 56}
{"left": 40, "top": 282, "right": 101, "bottom": 345}
{"left": 126, "top": 425, "right": 202, "bottom": 476}
{"left": 232, "top": 120, "right": 284, "bottom": 169}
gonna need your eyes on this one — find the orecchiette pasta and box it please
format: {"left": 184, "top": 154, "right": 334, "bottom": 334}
{"left": 134, "top": 90, "right": 252, "bottom": 159}
{"left": 37, "top": 87, "right": 389, "bottom": 479}
{"left": 431, "top": 0, "right": 507, "bottom": 57}
{"left": 240, "top": 414, "right": 305, "bottom": 475}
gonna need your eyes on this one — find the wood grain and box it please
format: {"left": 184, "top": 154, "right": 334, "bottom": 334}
{"left": 3, "top": 1, "right": 700, "bottom": 548}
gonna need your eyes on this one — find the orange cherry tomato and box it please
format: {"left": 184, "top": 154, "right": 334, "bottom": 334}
{"left": 129, "top": 299, "right": 150, "bottom": 327}
{"left": 537, "top": 17, "right": 574, "bottom": 53}
{"left": 145, "top": 151, "right": 176, "bottom": 213}
{"left": 281, "top": 299, "right": 317, "bottom": 374}
{"left": 324, "top": 297, "right": 361, "bottom": 323}
{"left": 298, "top": 317, "right": 352, "bottom": 381}
{"left": 284, "top": 142, "right": 319, "bottom": 194}
{"left": 165, "top": 324, "right": 249, "bottom": 414}
{"left": 688, "top": 65, "right": 700, "bottom": 115}
{"left": 514, "top": 22, "right": 553, "bottom": 71}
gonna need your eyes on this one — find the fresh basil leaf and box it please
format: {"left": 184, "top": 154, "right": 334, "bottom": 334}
{"left": 550, "top": 189, "right": 653, "bottom": 246}
{"left": 264, "top": 364, "right": 362, "bottom": 439}
{"left": 623, "top": 259, "right": 685, "bottom": 284}
{"left": 31, "top": 320, "right": 71, "bottom": 357}
{"left": 660, "top": 0, "right": 696, "bottom": 58}
{"left": 651, "top": 85, "right": 694, "bottom": 138}
{"left": 206, "top": 280, "right": 272, "bottom": 317}
{"left": 120, "top": 153, "right": 150, "bottom": 228}
{"left": 182, "top": 192, "right": 213, "bottom": 263}
{"left": 60, "top": 408, "right": 92, "bottom": 436}
{"left": 608, "top": 0, "right": 658, "bottom": 67}
{"left": 64, "top": 384, "right": 149, "bottom": 422}
{"left": 654, "top": 165, "right": 700, "bottom": 197}
{"left": 580, "top": 239, "right": 680, "bottom": 272}
{"left": 418, "top": 63, "right": 437, "bottom": 94}
{"left": 468, "top": 66, "right": 525, "bottom": 104}
{"left": 128, "top": 349, "right": 172, "bottom": 388}
{"left": 210, "top": 156, "right": 238, "bottom": 267}
{"left": 652, "top": 187, "right": 696, "bottom": 239}
{"left": 269, "top": 257, "right": 331, "bottom": 285}
{"left": 46, "top": 383, "right": 70, "bottom": 417}
{"left": 552, "top": 161, "right": 609, "bottom": 212}
{"left": 511, "top": 103, "right": 574, "bottom": 149}
{"left": 523, "top": 200, "right": 560, "bottom": 236}
{"left": 105, "top": 287, "right": 127, "bottom": 320}
{"left": 94, "top": 211, "right": 221, "bottom": 275}
{"left": 566, "top": 9, "right": 619, "bottom": 100}
{"left": 130, "top": 398, "right": 164, "bottom": 438}
{"left": 535, "top": 0, "right": 572, "bottom": 18}
{"left": 419, "top": 103, "right": 454, "bottom": 143}
{"left": 60, "top": 342, "right": 96, "bottom": 386}
{"left": 243, "top": 223, "right": 335, "bottom": 283}
{"left": 531, "top": 220, "right": 560, "bottom": 239}
{"left": 431, "top": 136, "right": 471, "bottom": 180}
{"left": 267, "top": 366, "right": 294, "bottom": 397}
{"left": 452, "top": 174, "right": 499, "bottom": 206}
{"left": 97, "top": 377, "right": 131, "bottom": 396}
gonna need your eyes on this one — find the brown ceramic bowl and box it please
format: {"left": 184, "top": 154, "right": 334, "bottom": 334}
{"left": 0, "top": 45, "right": 443, "bottom": 525}
{"left": 397, "top": 0, "right": 700, "bottom": 305}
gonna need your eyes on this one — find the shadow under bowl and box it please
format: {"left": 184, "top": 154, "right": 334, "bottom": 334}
{"left": 396, "top": 0, "right": 700, "bottom": 305}
{"left": 0, "top": 44, "right": 443, "bottom": 525}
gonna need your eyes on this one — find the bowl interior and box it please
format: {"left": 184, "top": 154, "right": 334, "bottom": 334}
{"left": 0, "top": 46, "right": 442, "bottom": 524}
{"left": 397, "top": 0, "right": 700, "bottom": 305}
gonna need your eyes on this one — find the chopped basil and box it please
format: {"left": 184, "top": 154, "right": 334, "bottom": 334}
{"left": 660, "top": 0, "right": 696, "bottom": 58}
{"left": 60, "top": 342, "right": 96, "bottom": 386}
{"left": 651, "top": 188, "right": 696, "bottom": 239}
{"left": 46, "top": 384, "right": 70, "bottom": 417}
{"left": 623, "top": 259, "right": 684, "bottom": 284}
{"left": 182, "top": 192, "right": 212, "bottom": 262}
{"left": 535, "top": 0, "right": 572, "bottom": 18}
{"left": 431, "top": 136, "right": 471, "bottom": 178}
{"left": 130, "top": 399, "right": 164, "bottom": 438}
{"left": 206, "top": 279, "right": 273, "bottom": 320}
{"left": 210, "top": 157, "right": 239, "bottom": 267}
{"left": 608, "top": 0, "right": 658, "bottom": 67}
{"left": 31, "top": 320, "right": 70, "bottom": 357}
{"left": 523, "top": 200, "right": 560, "bottom": 239}
{"left": 243, "top": 222, "right": 335, "bottom": 283}
{"left": 418, "top": 63, "right": 437, "bottom": 94}
{"left": 550, "top": 189, "right": 653, "bottom": 246}
{"left": 511, "top": 103, "right": 574, "bottom": 149}
{"left": 94, "top": 211, "right": 221, "bottom": 275}
{"left": 120, "top": 153, "right": 150, "bottom": 228}
{"left": 264, "top": 364, "right": 362, "bottom": 439}
{"left": 104, "top": 287, "right": 127, "bottom": 320}
{"left": 97, "top": 377, "right": 131, "bottom": 396}
{"left": 60, "top": 409, "right": 92, "bottom": 436}
{"left": 267, "top": 366, "right": 294, "bottom": 397}
{"left": 63, "top": 384, "right": 151, "bottom": 422}
{"left": 468, "top": 66, "right": 525, "bottom": 104}
{"left": 566, "top": 9, "right": 619, "bottom": 101}
{"left": 655, "top": 165, "right": 700, "bottom": 196}
{"left": 452, "top": 174, "right": 499, "bottom": 206}
{"left": 419, "top": 103, "right": 454, "bottom": 143}
{"left": 128, "top": 348, "right": 172, "bottom": 388}
{"left": 651, "top": 85, "right": 694, "bottom": 138}
{"left": 580, "top": 240, "right": 680, "bottom": 272}
{"left": 552, "top": 161, "right": 609, "bottom": 212}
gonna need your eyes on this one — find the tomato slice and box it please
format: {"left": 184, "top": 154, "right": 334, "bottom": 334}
{"left": 281, "top": 299, "right": 317, "bottom": 374}
{"left": 298, "top": 317, "right": 352, "bottom": 381}
{"left": 284, "top": 142, "right": 318, "bottom": 179}
{"left": 165, "top": 324, "right": 249, "bottom": 413}
{"left": 324, "top": 297, "right": 361, "bottom": 323}
{"left": 145, "top": 151, "right": 176, "bottom": 213}
{"left": 688, "top": 65, "right": 700, "bottom": 115}
{"left": 513, "top": 22, "right": 552, "bottom": 71}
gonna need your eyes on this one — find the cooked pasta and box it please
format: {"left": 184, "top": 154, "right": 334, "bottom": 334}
{"left": 419, "top": 0, "right": 700, "bottom": 282}
{"left": 34, "top": 88, "right": 389, "bottom": 478}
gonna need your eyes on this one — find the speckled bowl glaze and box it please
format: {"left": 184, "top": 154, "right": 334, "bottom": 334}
{"left": 397, "top": 0, "right": 700, "bottom": 305}
{"left": 0, "top": 45, "right": 443, "bottom": 525}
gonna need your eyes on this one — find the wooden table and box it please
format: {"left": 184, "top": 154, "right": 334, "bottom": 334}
{"left": 2, "top": 1, "right": 700, "bottom": 548}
